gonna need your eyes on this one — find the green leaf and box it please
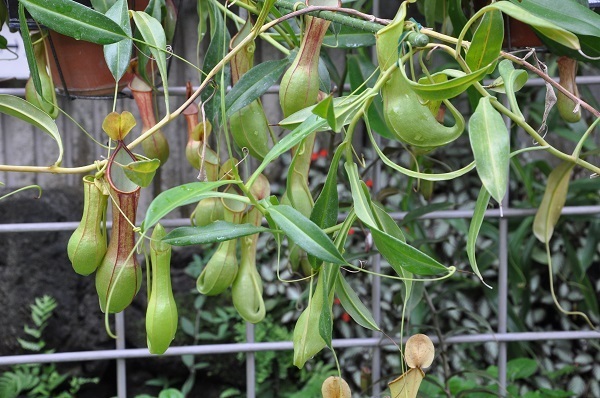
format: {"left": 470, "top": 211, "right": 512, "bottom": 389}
{"left": 201, "top": 1, "right": 230, "bottom": 122}
{"left": 483, "top": 1, "right": 580, "bottom": 50}
{"left": 293, "top": 275, "right": 326, "bottom": 368}
{"left": 497, "top": 59, "right": 528, "bottom": 118}
{"left": 143, "top": 181, "right": 237, "bottom": 231}
{"left": 0, "top": 95, "right": 63, "bottom": 166}
{"left": 468, "top": 97, "right": 510, "bottom": 204}
{"left": 408, "top": 65, "right": 491, "bottom": 100}
{"left": 278, "top": 94, "right": 368, "bottom": 132}
{"left": 335, "top": 273, "right": 379, "bottom": 331}
{"left": 345, "top": 162, "right": 377, "bottom": 228}
{"left": 225, "top": 58, "right": 289, "bottom": 116}
{"left": 21, "top": 0, "right": 126, "bottom": 44}
{"left": 312, "top": 94, "right": 336, "bottom": 131}
{"left": 318, "top": 268, "right": 333, "bottom": 350}
{"left": 122, "top": 158, "right": 160, "bottom": 187}
{"left": 90, "top": 0, "right": 115, "bottom": 13}
{"left": 467, "top": 187, "right": 492, "bottom": 287}
{"left": 104, "top": 0, "right": 132, "bottom": 82}
{"left": 371, "top": 228, "right": 448, "bottom": 276}
{"left": 268, "top": 205, "right": 346, "bottom": 265}
{"left": 448, "top": 0, "right": 470, "bottom": 39}
{"left": 507, "top": 358, "right": 538, "bottom": 381}
{"left": 372, "top": 204, "right": 405, "bottom": 242}
{"left": 19, "top": 3, "right": 43, "bottom": 100}
{"left": 347, "top": 54, "right": 391, "bottom": 139}
{"left": 131, "top": 11, "right": 169, "bottom": 112}
{"left": 466, "top": 10, "right": 503, "bottom": 72}
{"left": 533, "top": 161, "right": 574, "bottom": 243}
{"left": 163, "top": 221, "right": 269, "bottom": 246}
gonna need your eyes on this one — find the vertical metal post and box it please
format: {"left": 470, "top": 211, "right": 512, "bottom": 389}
{"left": 246, "top": 322, "right": 256, "bottom": 398}
{"left": 370, "top": 1, "right": 382, "bottom": 396}
{"left": 498, "top": 99, "right": 511, "bottom": 397}
{"left": 115, "top": 312, "right": 127, "bottom": 398}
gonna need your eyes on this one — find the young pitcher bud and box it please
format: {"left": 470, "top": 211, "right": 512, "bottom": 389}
{"left": 279, "top": 0, "right": 340, "bottom": 117}
{"left": 129, "top": 75, "right": 170, "bottom": 164}
{"left": 192, "top": 197, "right": 224, "bottom": 227}
{"left": 146, "top": 224, "right": 178, "bottom": 355}
{"left": 557, "top": 56, "right": 581, "bottom": 123}
{"left": 67, "top": 175, "right": 108, "bottom": 276}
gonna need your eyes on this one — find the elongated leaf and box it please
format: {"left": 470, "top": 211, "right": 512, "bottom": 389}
{"left": 293, "top": 275, "right": 326, "bottom": 368}
{"left": 345, "top": 162, "right": 377, "bottom": 228}
{"left": 278, "top": 94, "right": 365, "bottom": 132}
{"left": 318, "top": 268, "right": 333, "bottom": 350}
{"left": 19, "top": 3, "right": 42, "bottom": 98}
{"left": 371, "top": 228, "right": 448, "bottom": 276}
{"left": 467, "top": 187, "right": 491, "bottom": 286}
{"left": 201, "top": 1, "right": 230, "bottom": 122}
{"left": 335, "top": 273, "right": 379, "bottom": 331}
{"left": 21, "top": 0, "right": 126, "bottom": 44}
{"left": 347, "top": 54, "right": 391, "bottom": 139}
{"left": 143, "top": 181, "right": 238, "bottom": 231}
{"left": 483, "top": 1, "right": 580, "bottom": 50}
{"left": 372, "top": 203, "right": 405, "bottom": 242}
{"left": 131, "top": 11, "right": 169, "bottom": 112}
{"left": 312, "top": 95, "right": 336, "bottom": 131}
{"left": 0, "top": 95, "right": 62, "bottom": 166}
{"left": 469, "top": 97, "right": 509, "bottom": 204}
{"left": 122, "top": 158, "right": 160, "bottom": 187}
{"left": 225, "top": 58, "right": 290, "bottom": 116}
{"left": 408, "top": 65, "right": 491, "bottom": 100}
{"left": 533, "top": 161, "right": 574, "bottom": 243}
{"left": 497, "top": 60, "right": 528, "bottom": 118}
{"left": 311, "top": 151, "right": 340, "bottom": 232}
{"left": 268, "top": 205, "right": 345, "bottom": 265}
{"left": 466, "top": 10, "right": 503, "bottom": 72}
{"left": 251, "top": 115, "right": 326, "bottom": 182}
{"left": 163, "top": 221, "right": 269, "bottom": 246}
{"left": 104, "top": 0, "right": 132, "bottom": 82}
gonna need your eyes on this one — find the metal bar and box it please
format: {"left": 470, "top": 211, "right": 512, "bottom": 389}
{"left": 246, "top": 322, "right": 256, "bottom": 398}
{"left": 115, "top": 313, "right": 127, "bottom": 398}
{"left": 1, "top": 331, "right": 597, "bottom": 366}
{"left": 3, "top": 205, "right": 599, "bottom": 233}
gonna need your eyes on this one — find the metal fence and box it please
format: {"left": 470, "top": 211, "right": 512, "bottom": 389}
{"left": 1, "top": 2, "right": 600, "bottom": 397}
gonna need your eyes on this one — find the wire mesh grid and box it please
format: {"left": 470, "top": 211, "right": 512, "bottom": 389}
{"left": 1, "top": 2, "right": 600, "bottom": 397}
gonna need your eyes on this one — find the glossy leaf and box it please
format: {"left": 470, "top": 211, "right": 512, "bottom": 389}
{"left": 533, "top": 161, "right": 574, "bottom": 243}
{"left": 318, "top": 268, "right": 333, "bottom": 350}
{"left": 163, "top": 221, "right": 269, "bottom": 246}
{"left": 467, "top": 187, "right": 491, "bottom": 286}
{"left": 143, "top": 181, "right": 238, "bottom": 231}
{"left": 482, "top": 1, "right": 580, "bottom": 50}
{"left": 104, "top": 0, "right": 132, "bottom": 82}
{"left": 408, "top": 65, "right": 491, "bottom": 100}
{"left": 225, "top": 58, "right": 290, "bottom": 116}
{"left": 122, "top": 158, "right": 160, "bottom": 187}
{"left": 497, "top": 60, "right": 528, "bottom": 118}
{"left": 201, "top": 1, "right": 230, "bottom": 122}
{"left": 345, "top": 162, "right": 377, "bottom": 228}
{"left": 469, "top": 97, "right": 510, "bottom": 204}
{"left": 335, "top": 273, "right": 379, "bottom": 331}
{"left": 268, "top": 205, "right": 346, "bottom": 265}
{"left": 310, "top": 150, "right": 340, "bottom": 234}
{"left": 372, "top": 204, "right": 405, "bottom": 242}
{"left": 131, "top": 11, "right": 169, "bottom": 112}
{"left": 312, "top": 95, "right": 336, "bottom": 131}
{"left": 21, "top": 0, "right": 126, "bottom": 44}
{"left": 466, "top": 10, "right": 503, "bottom": 72}
{"left": 293, "top": 275, "right": 326, "bottom": 368}
{"left": 371, "top": 228, "right": 448, "bottom": 276}
{"left": 0, "top": 95, "right": 63, "bottom": 166}
{"left": 19, "top": 4, "right": 42, "bottom": 99}
{"left": 347, "top": 54, "right": 391, "bottom": 139}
